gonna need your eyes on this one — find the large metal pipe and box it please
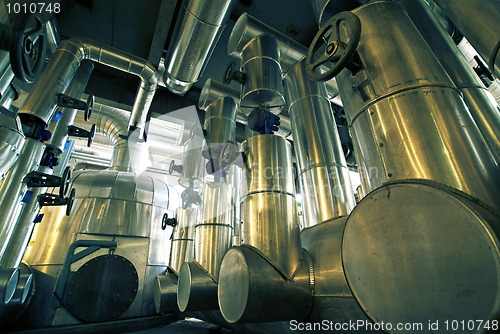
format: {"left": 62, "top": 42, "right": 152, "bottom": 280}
{"left": 337, "top": 2, "right": 500, "bottom": 210}
{"left": 433, "top": 0, "right": 500, "bottom": 78}
{"left": 202, "top": 96, "right": 237, "bottom": 160}
{"left": 0, "top": 107, "right": 25, "bottom": 180}
{"left": 18, "top": 37, "right": 157, "bottom": 138}
{"left": 333, "top": 1, "right": 500, "bottom": 327}
{"left": 284, "top": 59, "right": 355, "bottom": 227}
{"left": 228, "top": 13, "right": 341, "bottom": 104}
{"left": 398, "top": 0, "right": 500, "bottom": 163}
{"left": 163, "top": 0, "right": 236, "bottom": 95}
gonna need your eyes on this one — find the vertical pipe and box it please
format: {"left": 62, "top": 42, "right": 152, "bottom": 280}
{"left": 433, "top": 0, "right": 500, "bottom": 77}
{"left": 284, "top": 59, "right": 355, "bottom": 227}
{"left": 163, "top": 0, "right": 235, "bottom": 95}
{"left": 168, "top": 207, "right": 197, "bottom": 275}
{"left": 399, "top": 0, "right": 500, "bottom": 163}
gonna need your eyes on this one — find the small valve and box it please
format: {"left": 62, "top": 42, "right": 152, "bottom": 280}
{"left": 169, "top": 160, "right": 183, "bottom": 175}
{"left": 161, "top": 213, "right": 177, "bottom": 230}
{"left": 38, "top": 187, "right": 76, "bottom": 216}
{"left": 223, "top": 61, "right": 246, "bottom": 85}
{"left": 68, "top": 124, "right": 96, "bottom": 147}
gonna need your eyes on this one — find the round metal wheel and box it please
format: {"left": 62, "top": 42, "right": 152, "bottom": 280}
{"left": 59, "top": 166, "right": 72, "bottom": 198}
{"left": 306, "top": 11, "right": 361, "bottom": 81}
{"left": 223, "top": 61, "right": 237, "bottom": 85}
{"left": 9, "top": 13, "right": 47, "bottom": 83}
{"left": 87, "top": 124, "right": 96, "bottom": 147}
{"left": 161, "top": 213, "right": 169, "bottom": 230}
{"left": 84, "top": 95, "right": 94, "bottom": 122}
{"left": 65, "top": 188, "right": 76, "bottom": 216}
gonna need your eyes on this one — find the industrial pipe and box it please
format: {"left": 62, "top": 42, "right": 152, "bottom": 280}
{"left": 163, "top": 0, "right": 236, "bottom": 95}
{"left": 398, "top": 0, "right": 500, "bottom": 163}
{"left": 284, "top": 59, "right": 355, "bottom": 227}
{"left": 433, "top": 0, "right": 500, "bottom": 78}
{"left": 202, "top": 96, "right": 237, "bottom": 161}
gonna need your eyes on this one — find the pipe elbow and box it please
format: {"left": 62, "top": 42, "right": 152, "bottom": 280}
{"left": 140, "top": 62, "right": 159, "bottom": 92}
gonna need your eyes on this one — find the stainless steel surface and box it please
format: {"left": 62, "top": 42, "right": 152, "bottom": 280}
{"left": 228, "top": 13, "right": 341, "bottom": 102}
{"left": 336, "top": 1, "right": 500, "bottom": 210}
{"left": 196, "top": 182, "right": 234, "bottom": 280}
{"left": 202, "top": 97, "right": 237, "bottom": 160}
{"left": 217, "top": 246, "right": 312, "bottom": 323}
{"left": 9, "top": 268, "right": 33, "bottom": 305}
{"left": 240, "top": 135, "right": 301, "bottom": 279}
{"left": 343, "top": 181, "right": 500, "bottom": 331}
{"left": 0, "top": 84, "right": 17, "bottom": 109}
{"left": 0, "top": 108, "right": 25, "bottom": 179}
{"left": 177, "top": 261, "right": 218, "bottom": 312}
{"left": 153, "top": 273, "right": 178, "bottom": 313}
{"left": 164, "top": 0, "right": 236, "bottom": 95}
{"left": 0, "top": 268, "right": 19, "bottom": 304}
{"left": 285, "top": 59, "right": 355, "bottom": 227}
{"left": 240, "top": 35, "right": 285, "bottom": 115}
{"left": 169, "top": 207, "right": 197, "bottom": 275}
{"left": 399, "top": 0, "right": 500, "bottom": 163}
{"left": 179, "top": 132, "right": 205, "bottom": 188}
{"left": 47, "top": 60, "right": 94, "bottom": 153}
{"left": 18, "top": 37, "right": 157, "bottom": 139}
{"left": 433, "top": 0, "right": 500, "bottom": 77}
{"left": 198, "top": 78, "right": 240, "bottom": 111}
{"left": 0, "top": 139, "right": 44, "bottom": 262}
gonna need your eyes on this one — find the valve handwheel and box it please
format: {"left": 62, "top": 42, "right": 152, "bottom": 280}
{"left": 65, "top": 188, "right": 76, "bottom": 216}
{"left": 306, "top": 11, "right": 361, "bottom": 81}
{"left": 87, "top": 124, "right": 96, "bottom": 147}
{"left": 59, "top": 166, "right": 72, "bottom": 198}
{"left": 84, "top": 95, "right": 94, "bottom": 122}
{"left": 10, "top": 12, "right": 47, "bottom": 83}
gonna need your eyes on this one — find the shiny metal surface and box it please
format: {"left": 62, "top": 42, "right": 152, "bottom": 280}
{"left": 169, "top": 207, "right": 197, "bottom": 275}
{"left": 0, "top": 268, "right": 19, "bottom": 304}
{"left": 343, "top": 181, "right": 500, "bottom": 330}
{"left": 398, "top": 0, "right": 500, "bottom": 163}
{"left": 196, "top": 182, "right": 233, "bottom": 280}
{"left": 240, "top": 35, "right": 285, "bottom": 115}
{"left": 0, "top": 84, "right": 17, "bottom": 109}
{"left": 285, "top": 59, "right": 355, "bottom": 227}
{"left": 217, "top": 246, "right": 312, "bottom": 323}
{"left": 0, "top": 108, "right": 25, "bottom": 179}
{"left": 433, "top": 0, "right": 500, "bottom": 77}
{"left": 336, "top": 1, "right": 500, "bottom": 210}
{"left": 179, "top": 132, "right": 205, "bottom": 188}
{"left": 199, "top": 78, "right": 240, "bottom": 111}
{"left": 19, "top": 37, "right": 157, "bottom": 138}
{"left": 164, "top": 0, "right": 236, "bottom": 95}
{"left": 153, "top": 273, "right": 178, "bottom": 313}
{"left": 177, "top": 261, "right": 218, "bottom": 312}
{"left": 202, "top": 97, "right": 237, "bottom": 160}
{"left": 0, "top": 139, "right": 44, "bottom": 262}
{"left": 9, "top": 266, "right": 33, "bottom": 305}
{"left": 228, "top": 13, "right": 341, "bottom": 102}
{"left": 47, "top": 60, "right": 94, "bottom": 153}
{"left": 240, "top": 135, "right": 301, "bottom": 278}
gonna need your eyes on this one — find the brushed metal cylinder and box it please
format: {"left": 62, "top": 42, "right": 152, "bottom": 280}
{"left": 199, "top": 78, "right": 240, "bottom": 111}
{"left": 153, "top": 273, "right": 178, "bottom": 313}
{"left": 399, "top": 0, "right": 500, "bottom": 163}
{"left": 0, "top": 268, "right": 19, "bottom": 304}
{"left": 433, "top": 0, "right": 500, "bottom": 78}
{"left": 217, "top": 246, "right": 312, "bottom": 323}
{"left": 0, "top": 139, "right": 44, "bottom": 261}
{"left": 164, "top": 0, "right": 235, "bottom": 95}
{"left": 195, "top": 182, "right": 233, "bottom": 280}
{"left": 8, "top": 264, "right": 33, "bottom": 305}
{"left": 336, "top": 1, "right": 500, "bottom": 210}
{"left": 179, "top": 132, "right": 205, "bottom": 188}
{"left": 240, "top": 135, "right": 301, "bottom": 278}
{"left": 0, "top": 108, "right": 25, "bottom": 179}
{"left": 169, "top": 207, "right": 197, "bottom": 275}
{"left": 47, "top": 60, "right": 94, "bottom": 153}
{"left": 0, "top": 83, "right": 17, "bottom": 109}
{"left": 177, "top": 261, "right": 218, "bottom": 312}
{"left": 240, "top": 35, "right": 285, "bottom": 115}
{"left": 202, "top": 97, "right": 237, "bottom": 160}
{"left": 285, "top": 59, "right": 355, "bottom": 227}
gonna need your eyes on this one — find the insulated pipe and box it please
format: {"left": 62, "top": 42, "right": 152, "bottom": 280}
{"left": 228, "top": 13, "right": 341, "bottom": 103}
{"left": 284, "top": 60, "right": 355, "bottom": 228}
{"left": 202, "top": 96, "right": 237, "bottom": 160}
{"left": 433, "top": 0, "right": 500, "bottom": 78}
{"left": 336, "top": 1, "right": 500, "bottom": 211}
{"left": 0, "top": 107, "right": 25, "bottom": 179}
{"left": 18, "top": 37, "right": 157, "bottom": 139}
{"left": 163, "top": 0, "right": 236, "bottom": 95}
{"left": 398, "top": 0, "right": 500, "bottom": 163}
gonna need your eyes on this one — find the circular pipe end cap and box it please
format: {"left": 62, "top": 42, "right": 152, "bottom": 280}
{"left": 154, "top": 274, "right": 178, "bottom": 314}
{"left": 0, "top": 268, "right": 20, "bottom": 305}
{"left": 217, "top": 248, "right": 250, "bottom": 323}
{"left": 10, "top": 273, "right": 34, "bottom": 305}
{"left": 177, "top": 262, "right": 218, "bottom": 312}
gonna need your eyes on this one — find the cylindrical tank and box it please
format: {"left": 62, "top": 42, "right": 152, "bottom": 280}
{"left": 336, "top": 1, "right": 500, "bottom": 210}
{"left": 398, "top": 0, "right": 500, "bottom": 163}
{"left": 240, "top": 35, "right": 286, "bottom": 116}
{"left": 285, "top": 59, "right": 355, "bottom": 227}
{"left": 202, "top": 97, "right": 237, "bottom": 160}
